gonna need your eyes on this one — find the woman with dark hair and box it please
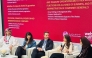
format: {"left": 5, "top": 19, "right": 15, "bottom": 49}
{"left": 50, "top": 35, "right": 74, "bottom": 58}
{"left": 76, "top": 37, "right": 92, "bottom": 58}
{"left": 15, "top": 32, "right": 36, "bottom": 58}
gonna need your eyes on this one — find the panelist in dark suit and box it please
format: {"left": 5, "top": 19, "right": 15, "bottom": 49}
{"left": 31, "top": 31, "right": 53, "bottom": 58}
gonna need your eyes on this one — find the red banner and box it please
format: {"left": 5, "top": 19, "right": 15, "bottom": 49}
{"left": 2, "top": 0, "right": 92, "bottom": 43}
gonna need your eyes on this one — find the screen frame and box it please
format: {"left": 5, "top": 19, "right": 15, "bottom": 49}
{"left": 1, "top": 0, "right": 4, "bottom": 36}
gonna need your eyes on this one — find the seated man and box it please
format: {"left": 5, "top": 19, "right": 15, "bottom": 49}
{"left": 0, "top": 28, "right": 19, "bottom": 54}
{"left": 31, "top": 31, "right": 53, "bottom": 58}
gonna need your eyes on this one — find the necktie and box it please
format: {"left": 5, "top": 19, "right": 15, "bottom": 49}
{"left": 42, "top": 40, "right": 47, "bottom": 50}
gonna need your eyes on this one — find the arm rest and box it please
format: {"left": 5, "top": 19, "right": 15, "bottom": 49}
{"left": 11, "top": 46, "right": 18, "bottom": 55}
{"left": 26, "top": 47, "right": 35, "bottom": 58}
{"left": 45, "top": 50, "right": 49, "bottom": 58}
{"left": 72, "top": 46, "right": 80, "bottom": 54}
{"left": 44, "top": 46, "right": 61, "bottom": 58}
{"left": 45, "top": 49, "right": 61, "bottom": 58}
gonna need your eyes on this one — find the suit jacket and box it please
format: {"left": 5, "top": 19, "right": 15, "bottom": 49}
{"left": 37, "top": 39, "right": 53, "bottom": 51}
{"left": 22, "top": 40, "right": 36, "bottom": 49}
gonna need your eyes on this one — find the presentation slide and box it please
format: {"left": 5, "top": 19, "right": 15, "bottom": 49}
{"left": 2, "top": 0, "right": 92, "bottom": 43}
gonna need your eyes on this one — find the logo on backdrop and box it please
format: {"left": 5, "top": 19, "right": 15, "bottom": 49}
{"left": 63, "top": 31, "right": 81, "bottom": 37}
{"left": 63, "top": 31, "right": 68, "bottom": 36}
{"left": 85, "top": 32, "right": 92, "bottom": 41}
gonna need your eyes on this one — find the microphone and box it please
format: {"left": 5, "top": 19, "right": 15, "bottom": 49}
{"left": 61, "top": 44, "right": 65, "bottom": 52}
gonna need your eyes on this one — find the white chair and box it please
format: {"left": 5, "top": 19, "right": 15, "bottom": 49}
{"left": 41, "top": 45, "right": 80, "bottom": 58}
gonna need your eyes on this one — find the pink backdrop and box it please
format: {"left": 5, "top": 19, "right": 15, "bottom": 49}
{"left": 2, "top": 0, "right": 92, "bottom": 43}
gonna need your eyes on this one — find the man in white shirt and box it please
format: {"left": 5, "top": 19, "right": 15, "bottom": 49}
{"left": 0, "top": 28, "right": 19, "bottom": 54}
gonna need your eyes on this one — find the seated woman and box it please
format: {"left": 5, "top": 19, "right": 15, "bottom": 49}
{"left": 76, "top": 37, "right": 92, "bottom": 58}
{"left": 50, "top": 34, "right": 74, "bottom": 58}
{"left": 15, "top": 32, "right": 36, "bottom": 58}
{"left": 0, "top": 28, "right": 19, "bottom": 54}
